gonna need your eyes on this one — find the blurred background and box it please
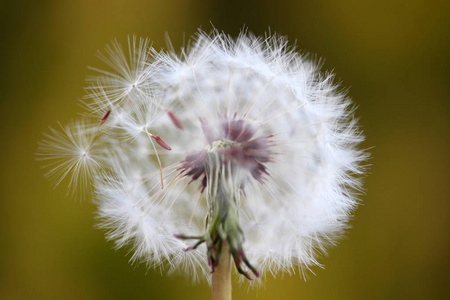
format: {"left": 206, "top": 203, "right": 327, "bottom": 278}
{"left": 1, "top": 0, "right": 449, "bottom": 299}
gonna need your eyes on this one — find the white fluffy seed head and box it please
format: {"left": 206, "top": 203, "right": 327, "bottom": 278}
{"left": 38, "top": 29, "right": 367, "bottom": 284}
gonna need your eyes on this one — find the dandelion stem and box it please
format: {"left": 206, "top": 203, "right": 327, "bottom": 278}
{"left": 212, "top": 241, "right": 232, "bottom": 300}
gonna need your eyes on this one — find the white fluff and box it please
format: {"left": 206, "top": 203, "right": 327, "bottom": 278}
{"left": 38, "top": 29, "right": 366, "bottom": 283}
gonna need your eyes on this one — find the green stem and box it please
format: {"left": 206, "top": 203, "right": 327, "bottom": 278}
{"left": 212, "top": 241, "right": 232, "bottom": 300}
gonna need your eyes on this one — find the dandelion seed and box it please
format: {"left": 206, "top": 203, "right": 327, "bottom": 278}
{"left": 37, "top": 121, "right": 102, "bottom": 197}
{"left": 165, "top": 109, "right": 184, "bottom": 129}
{"left": 100, "top": 109, "right": 111, "bottom": 125}
{"left": 150, "top": 134, "right": 172, "bottom": 151}
{"left": 85, "top": 36, "right": 156, "bottom": 108}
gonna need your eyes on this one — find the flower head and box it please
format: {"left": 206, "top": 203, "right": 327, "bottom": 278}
{"left": 39, "top": 30, "right": 366, "bottom": 283}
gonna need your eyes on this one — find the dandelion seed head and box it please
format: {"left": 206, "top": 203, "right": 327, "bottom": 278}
{"left": 38, "top": 29, "right": 367, "bottom": 284}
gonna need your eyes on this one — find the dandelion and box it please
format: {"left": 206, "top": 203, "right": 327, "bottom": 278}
{"left": 38, "top": 29, "right": 366, "bottom": 299}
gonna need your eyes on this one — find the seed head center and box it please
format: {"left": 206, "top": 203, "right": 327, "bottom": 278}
{"left": 208, "top": 140, "right": 240, "bottom": 152}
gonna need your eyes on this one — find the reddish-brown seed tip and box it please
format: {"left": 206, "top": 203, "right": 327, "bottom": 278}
{"left": 165, "top": 109, "right": 183, "bottom": 129}
{"left": 245, "top": 273, "right": 252, "bottom": 280}
{"left": 100, "top": 109, "right": 111, "bottom": 125}
{"left": 151, "top": 134, "right": 172, "bottom": 150}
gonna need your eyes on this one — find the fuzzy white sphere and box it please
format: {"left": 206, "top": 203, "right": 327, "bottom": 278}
{"left": 38, "top": 30, "right": 366, "bottom": 283}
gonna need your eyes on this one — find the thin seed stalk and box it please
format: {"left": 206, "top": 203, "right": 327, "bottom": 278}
{"left": 212, "top": 241, "right": 232, "bottom": 300}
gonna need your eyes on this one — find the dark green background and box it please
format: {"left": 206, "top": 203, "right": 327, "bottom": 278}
{"left": 1, "top": 0, "right": 449, "bottom": 299}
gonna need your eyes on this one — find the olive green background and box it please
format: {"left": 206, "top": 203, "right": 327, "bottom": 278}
{"left": 1, "top": 0, "right": 449, "bottom": 299}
